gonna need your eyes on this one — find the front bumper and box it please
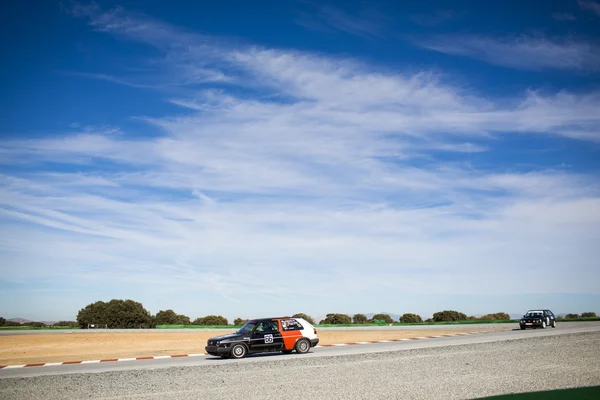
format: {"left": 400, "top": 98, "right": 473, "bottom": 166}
{"left": 205, "top": 344, "right": 231, "bottom": 357}
{"left": 520, "top": 320, "right": 543, "bottom": 327}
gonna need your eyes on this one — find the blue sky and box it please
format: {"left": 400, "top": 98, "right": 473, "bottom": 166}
{"left": 1, "top": 0, "right": 599, "bottom": 322}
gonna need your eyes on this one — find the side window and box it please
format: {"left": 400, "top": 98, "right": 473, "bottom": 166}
{"left": 255, "top": 321, "right": 278, "bottom": 333}
{"left": 281, "top": 319, "right": 304, "bottom": 331}
{"left": 265, "top": 321, "right": 279, "bottom": 332}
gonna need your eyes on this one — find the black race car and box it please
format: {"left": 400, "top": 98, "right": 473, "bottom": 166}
{"left": 205, "top": 317, "right": 319, "bottom": 359}
{"left": 519, "top": 309, "right": 556, "bottom": 329}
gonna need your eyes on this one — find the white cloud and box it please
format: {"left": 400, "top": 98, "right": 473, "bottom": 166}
{"left": 1, "top": 3, "right": 599, "bottom": 319}
{"left": 413, "top": 34, "right": 600, "bottom": 71}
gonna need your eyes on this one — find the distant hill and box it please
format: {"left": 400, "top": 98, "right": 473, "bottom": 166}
{"left": 7, "top": 318, "right": 30, "bottom": 324}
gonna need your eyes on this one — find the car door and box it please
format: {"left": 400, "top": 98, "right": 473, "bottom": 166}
{"left": 250, "top": 320, "right": 284, "bottom": 352}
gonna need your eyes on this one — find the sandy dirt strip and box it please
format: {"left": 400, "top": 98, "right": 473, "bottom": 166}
{"left": 0, "top": 326, "right": 507, "bottom": 365}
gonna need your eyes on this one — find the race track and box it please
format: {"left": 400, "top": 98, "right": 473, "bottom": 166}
{"left": 1, "top": 322, "right": 599, "bottom": 399}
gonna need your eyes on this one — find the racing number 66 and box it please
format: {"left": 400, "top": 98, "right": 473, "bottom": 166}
{"left": 264, "top": 334, "right": 274, "bottom": 344}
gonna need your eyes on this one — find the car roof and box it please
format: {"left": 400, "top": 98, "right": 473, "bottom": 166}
{"left": 248, "top": 317, "right": 294, "bottom": 321}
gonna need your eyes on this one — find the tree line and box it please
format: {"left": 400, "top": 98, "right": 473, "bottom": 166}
{"left": 1, "top": 302, "right": 598, "bottom": 329}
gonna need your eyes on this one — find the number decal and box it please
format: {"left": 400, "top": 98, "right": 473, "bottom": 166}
{"left": 264, "top": 334, "right": 274, "bottom": 344}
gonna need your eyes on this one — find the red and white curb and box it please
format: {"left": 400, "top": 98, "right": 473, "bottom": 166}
{"left": 0, "top": 330, "right": 506, "bottom": 370}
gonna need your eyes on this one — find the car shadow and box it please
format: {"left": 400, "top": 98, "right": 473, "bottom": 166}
{"left": 205, "top": 352, "right": 308, "bottom": 361}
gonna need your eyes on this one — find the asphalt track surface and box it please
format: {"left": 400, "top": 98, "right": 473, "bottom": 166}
{"left": 1, "top": 322, "right": 599, "bottom": 399}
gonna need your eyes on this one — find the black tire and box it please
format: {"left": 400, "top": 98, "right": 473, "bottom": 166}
{"left": 295, "top": 338, "right": 311, "bottom": 354}
{"left": 552, "top": 320, "right": 556, "bottom": 328}
{"left": 520, "top": 325, "right": 526, "bottom": 330}
{"left": 541, "top": 320, "right": 546, "bottom": 329}
{"left": 230, "top": 344, "right": 247, "bottom": 359}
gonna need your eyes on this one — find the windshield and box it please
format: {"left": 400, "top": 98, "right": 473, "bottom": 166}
{"left": 525, "top": 311, "right": 543, "bottom": 318}
{"left": 236, "top": 321, "right": 257, "bottom": 334}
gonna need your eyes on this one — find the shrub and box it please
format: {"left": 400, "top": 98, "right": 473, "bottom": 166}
{"left": 155, "top": 309, "right": 190, "bottom": 325}
{"left": 22, "top": 321, "right": 46, "bottom": 327}
{"left": 479, "top": 312, "right": 510, "bottom": 321}
{"left": 234, "top": 318, "right": 249, "bottom": 326}
{"left": 432, "top": 310, "right": 468, "bottom": 322}
{"left": 492, "top": 312, "right": 511, "bottom": 320}
{"left": 399, "top": 313, "right": 422, "bottom": 323}
{"left": 2, "top": 320, "right": 22, "bottom": 326}
{"left": 581, "top": 312, "right": 597, "bottom": 318}
{"left": 292, "top": 313, "right": 316, "bottom": 325}
{"left": 353, "top": 313, "right": 368, "bottom": 324}
{"left": 319, "top": 313, "right": 352, "bottom": 324}
{"left": 193, "top": 315, "right": 228, "bottom": 325}
{"left": 53, "top": 321, "right": 78, "bottom": 327}
{"left": 467, "top": 315, "right": 478, "bottom": 320}
{"left": 425, "top": 318, "right": 433, "bottom": 323}
{"left": 370, "top": 313, "right": 393, "bottom": 324}
{"left": 77, "top": 299, "right": 155, "bottom": 329}
{"left": 565, "top": 313, "right": 579, "bottom": 319}
{"left": 0, "top": 317, "right": 5, "bottom": 326}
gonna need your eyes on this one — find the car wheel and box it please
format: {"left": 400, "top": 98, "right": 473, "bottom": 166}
{"left": 230, "top": 344, "right": 247, "bottom": 359}
{"left": 541, "top": 320, "right": 546, "bottom": 329}
{"left": 295, "top": 338, "right": 311, "bottom": 354}
{"left": 552, "top": 320, "right": 556, "bottom": 328}
{"left": 520, "top": 325, "right": 526, "bottom": 330}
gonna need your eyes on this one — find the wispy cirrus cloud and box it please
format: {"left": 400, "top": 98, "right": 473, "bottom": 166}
{"left": 410, "top": 10, "right": 458, "bottom": 27}
{"left": 412, "top": 34, "right": 600, "bottom": 71}
{"left": 1, "top": 2, "right": 599, "bottom": 319}
{"left": 578, "top": 0, "right": 600, "bottom": 16}
{"left": 552, "top": 12, "right": 577, "bottom": 21}
{"left": 295, "top": 3, "right": 389, "bottom": 38}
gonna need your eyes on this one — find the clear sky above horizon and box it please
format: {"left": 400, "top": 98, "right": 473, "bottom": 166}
{"left": 1, "top": 0, "right": 599, "bottom": 322}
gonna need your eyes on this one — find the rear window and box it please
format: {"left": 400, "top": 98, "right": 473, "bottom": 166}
{"left": 281, "top": 319, "right": 303, "bottom": 331}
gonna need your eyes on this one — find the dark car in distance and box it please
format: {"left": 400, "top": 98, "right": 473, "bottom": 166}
{"left": 519, "top": 309, "right": 556, "bottom": 330}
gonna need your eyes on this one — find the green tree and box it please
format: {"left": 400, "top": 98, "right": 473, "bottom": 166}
{"left": 432, "top": 310, "right": 468, "bottom": 322}
{"left": 77, "top": 299, "right": 155, "bottom": 329}
{"left": 193, "top": 315, "right": 228, "bottom": 325}
{"left": 292, "top": 313, "right": 316, "bottom": 325}
{"left": 370, "top": 313, "right": 393, "bottom": 324}
{"left": 319, "top": 313, "right": 352, "bottom": 324}
{"left": 234, "top": 318, "right": 249, "bottom": 326}
{"left": 581, "top": 312, "right": 597, "bottom": 318}
{"left": 0, "top": 317, "right": 5, "bottom": 326}
{"left": 353, "top": 313, "right": 368, "bottom": 324}
{"left": 399, "top": 313, "right": 422, "bottom": 323}
{"left": 155, "top": 309, "right": 190, "bottom": 325}
{"left": 565, "top": 313, "right": 579, "bottom": 319}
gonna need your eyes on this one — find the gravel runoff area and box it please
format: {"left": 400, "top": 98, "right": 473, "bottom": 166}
{"left": 1, "top": 331, "right": 599, "bottom": 400}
